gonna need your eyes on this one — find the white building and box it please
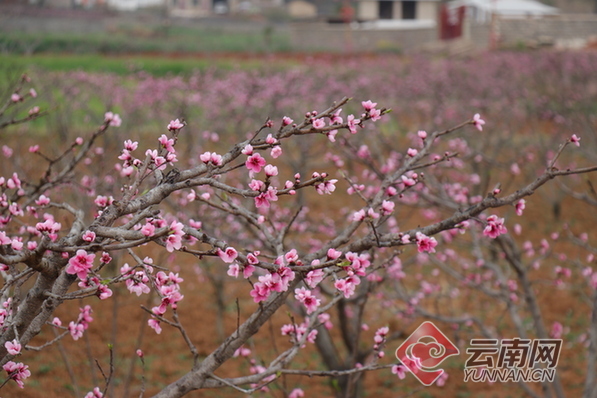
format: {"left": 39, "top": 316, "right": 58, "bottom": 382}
{"left": 106, "top": 0, "right": 164, "bottom": 11}
{"left": 450, "top": 0, "right": 559, "bottom": 23}
{"left": 63, "top": 0, "right": 165, "bottom": 10}
{"left": 357, "top": 0, "right": 440, "bottom": 23}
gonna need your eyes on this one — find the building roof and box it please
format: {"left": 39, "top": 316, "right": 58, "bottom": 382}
{"left": 452, "top": 0, "right": 559, "bottom": 16}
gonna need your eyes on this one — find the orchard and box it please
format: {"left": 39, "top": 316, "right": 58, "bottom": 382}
{"left": 0, "top": 51, "right": 596, "bottom": 398}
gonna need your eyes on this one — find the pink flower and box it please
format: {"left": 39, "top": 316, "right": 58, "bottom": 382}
{"left": 369, "top": 108, "right": 382, "bottom": 121}
{"left": 100, "top": 252, "right": 112, "bottom": 264}
{"left": 294, "top": 287, "right": 321, "bottom": 314}
{"left": 36, "top": 218, "right": 61, "bottom": 235}
{"left": 436, "top": 371, "right": 448, "bottom": 387}
{"left": 264, "top": 164, "right": 278, "bottom": 177}
{"left": 247, "top": 252, "right": 260, "bottom": 265}
{"left": 242, "top": 264, "right": 255, "bottom": 278}
{"left": 327, "top": 129, "right": 338, "bottom": 142}
{"left": 104, "top": 112, "right": 121, "bottom": 127}
{"left": 2, "top": 145, "right": 13, "bottom": 158}
{"left": 5, "top": 339, "right": 21, "bottom": 356}
{"left": 319, "top": 313, "right": 333, "bottom": 329}
{"left": 85, "top": 387, "right": 104, "bottom": 398}
{"left": 10, "top": 93, "right": 21, "bottom": 102}
{"left": 376, "top": 326, "right": 389, "bottom": 339}
{"left": 570, "top": 134, "right": 581, "bottom": 147}
{"left": 417, "top": 130, "right": 427, "bottom": 139}
{"left": 242, "top": 144, "right": 253, "bottom": 155}
{"left": 367, "top": 208, "right": 379, "bottom": 219}
{"left": 515, "top": 199, "right": 526, "bottom": 216}
{"left": 227, "top": 263, "right": 240, "bottom": 278}
{"left": 35, "top": 194, "right": 50, "bottom": 206}
{"left": 334, "top": 276, "right": 360, "bottom": 298}
{"left": 263, "top": 134, "right": 276, "bottom": 145}
{"left": 402, "top": 356, "right": 422, "bottom": 374}
{"left": 69, "top": 321, "right": 85, "bottom": 340}
{"left": 284, "top": 249, "right": 300, "bottom": 264}
{"left": 381, "top": 200, "right": 395, "bottom": 215}
{"left": 0, "top": 232, "right": 11, "bottom": 246}
{"left": 289, "top": 388, "right": 305, "bottom": 398}
{"left": 210, "top": 152, "right": 222, "bottom": 166}
{"left": 250, "top": 274, "right": 278, "bottom": 303}
{"left": 472, "top": 113, "right": 485, "bottom": 131}
{"left": 249, "top": 179, "right": 265, "bottom": 191}
{"left": 312, "top": 118, "right": 326, "bottom": 129}
{"left": 8, "top": 203, "right": 22, "bottom": 217}
{"left": 97, "top": 284, "right": 113, "bottom": 300}
{"left": 415, "top": 232, "right": 438, "bottom": 253}
{"left": 327, "top": 248, "right": 342, "bottom": 260}
{"left": 407, "top": 148, "right": 418, "bottom": 157}
{"left": 391, "top": 364, "right": 406, "bottom": 379}
{"left": 233, "top": 346, "right": 252, "bottom": 358}
{"left": 271, "top": 146, "right": 283, "bottom": 158}
{"left": 352, "top": 209, "right": 366, "bottom": 221}
{"left": 346, "top": 252, "right": 370, "bottom": 276}
{"left": 315, "top": 179, "right": 338, "bottom": 195}
{"left": 164, "top": 221, "right": 184, "bottom": 252}
{"left": 591, "top": 273, "right": 597, "bottom": 290}
{"left": 245, "top": 153, "right": 266, "bottom": 173}
{"left": 158, "top": 134, "right": 175, "bottom": 152}
{"left": 362, "top": 100, "right": 377, "bottom": 111}
{"left": 550, "top": 321, "right": 564, "bottom": 338}
{"left": 329, "top": 108, "right": 343, "bottom": 124}
{"left": 2, "top": 361, "right": 30, "bottom": 388}
{"left": 167, "top": 118, "right": 184, "bottom": 131}
{"left": 148, "top": 318, "right": 162, "bottom": 334}
{"left": 218, "top": 247, "right": 238, "bottom": 263}
{"left": 66, "top": 249, "right": 96, "bottom": 280}
{"left": 199, "top": 151, "right": 212, "bottom": 163}
{"left": 157, "top": 283, "right": 184, "bottom": 312}
{"left": 282, "top": 116, "right": 293, "bottom": 126}
{"left": 306, "top": 268, "right": 325, "bottom": 288}
{"left": 79, "top": 305, "right": 93, "bottom": 326}
{"left": 401, "top": 175, "right": 416, "bottom": 187}
{"left": 254, "top": 187, "right": 278, "bottom": 208}
{"left": 358, "top": 147, "right": 373, "bottom": 162}
{"left": 121, "top": 264, "right": 151, "bottom": 296}
{"left": 281, "top": 322, "right": 317, "bottom": 346}
{"left": 11, "top": 238, "right": 23, "bottom": 251}
{"left": 347, "top": 114, "right": 360, "bottom": 134}
{"left": 483, "top": 215, "right": 508, "bottom": 239}
{"left": 124, "top": 140, "right": 138, "bottom": 151}
{"left": 82, "top": 230, "right": 96, "bottom": 242}
{"left": 141, "top": 222, "right": 156, "bottom": 237}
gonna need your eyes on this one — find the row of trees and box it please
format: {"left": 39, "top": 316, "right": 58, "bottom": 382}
{"left": 0, "top": 61, "right": 596, "bottom": 397}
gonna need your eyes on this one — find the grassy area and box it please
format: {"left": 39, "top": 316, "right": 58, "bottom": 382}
{"left": 0, "top": 52, "right": 298, "bottom": 77}
{"left": 0, "top": 20, "right": 296, "bottom": 77}
{"left": 0, "top": 24, "right": 293, "bottom": 56}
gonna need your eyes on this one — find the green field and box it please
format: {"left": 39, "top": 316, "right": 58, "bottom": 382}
{"left": 0, "top": 53, "right": 293, "bottom": 77}
{"left": 0, "top": 23, "right": 292, "bottom": 57}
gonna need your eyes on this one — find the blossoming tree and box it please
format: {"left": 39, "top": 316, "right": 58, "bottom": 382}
{"left": 0, "top": 69, "right": 596, "bottom": 398}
